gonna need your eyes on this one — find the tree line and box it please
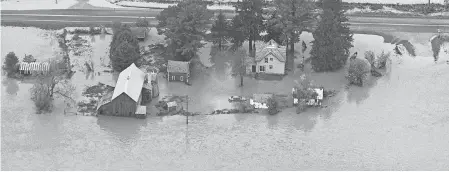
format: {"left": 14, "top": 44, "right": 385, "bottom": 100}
{"left": 106, "top": 0, "right": 354, "bottom": 74}
{"left": 154, "top": 0, "right": 354, "bottom": 72}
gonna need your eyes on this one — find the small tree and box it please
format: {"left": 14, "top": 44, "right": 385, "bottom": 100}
{"left": 267, "top": 97, "right": 279, "bottom": 115}
{"left": 376, "top": 51, "right": 390, "bottom": 69}
{"left": 30, "top": 81, "right": 53, "bottom": 114}
{"left": 3, "top": 52, "right": 19, "bottom": 77}
{"left": 347, "top": 56, "right": 371, "bottom": 87}
{"left": 29, "top": 62, "right": 76, "bottom": 113}
{"left": 231, "top": 48, "right": 247, "bottom": 87}
{"left": 136, "top": 17, "right": 150, "bottom": 28}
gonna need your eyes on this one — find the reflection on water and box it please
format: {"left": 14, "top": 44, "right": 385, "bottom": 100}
{"left": 346, "top": 77, "right": 380, "bottom": 105}
{"left": 97, "top": 116, "right": 148, "bottom": 142}
{"left": 2, "top": 78, "right": 19, "bottom": 96}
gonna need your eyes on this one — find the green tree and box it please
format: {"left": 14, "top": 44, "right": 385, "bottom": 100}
{"left": 268, "top": 0, "right": 315, "bottom": 71}
{"left": 2, "top": 52, "right": 19, "bottom": 77}
{"left": 310, "top": 0, "right": 353, "bottom": 72}
{"left": 231, "top": 48, "right": 247, "bottom": 87}
{"left": 229, "top": 14, "right": 247, "bottom": 51}
{"left": 109, "top": 24, "right": 141, "bottom": 72}
{"left": 233, "top": 0, "right": 265, "bottom": 55}
{"left": 263, "top": 12, "right": 283, "bottom": 44}
{"left": 267, "top": 97, "right": 279, "bottom": 115}
{"left": 211, "top": 11, "right": 231, "bottom": 51}
{"left": 156, "top": 0, "right": 213, "bottom": 61}
{"left": 135, "top": 17, "right": 150, "bottom": 28}
{"left": 30, "top": 61, "right": 76, "bottom": 114}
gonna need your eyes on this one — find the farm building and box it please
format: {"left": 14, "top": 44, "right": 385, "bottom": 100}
{"left": 250, "top": 93, "right": 273, "bottom": 109}
{"left": 167, "top": 60, "right": 191, "bottom": 84}
{"left": 97, "top": 63, "right": 149, "bottom": 117}
{"left": 292, "top": 87, "right": 324, "bottom": 106}
{"left": 130, "top": 27, "right": 147, "bottom": 41}
{"left": 246, "top": 40, "right": 287, "bottom": 75}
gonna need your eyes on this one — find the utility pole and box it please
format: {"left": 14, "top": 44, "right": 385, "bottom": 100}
{"left": 186, "top": 95, "right": 189, "bottom": 125}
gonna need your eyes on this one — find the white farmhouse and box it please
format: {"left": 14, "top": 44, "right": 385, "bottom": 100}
{"left": 246, "top": 40, "right": 287, "bottom": 75}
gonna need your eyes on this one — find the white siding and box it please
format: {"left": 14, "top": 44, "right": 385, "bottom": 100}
{"left": 256, "top": 54, "right": 285, "bottom": 75}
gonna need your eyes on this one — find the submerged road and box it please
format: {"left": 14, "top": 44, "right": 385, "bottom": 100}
{"left": 2, "top": 9, "right": 449, "bottom": 32}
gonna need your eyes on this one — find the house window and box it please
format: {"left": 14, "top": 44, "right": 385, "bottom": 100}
{"left": 259, "top": 65, "right": 265, "bottom": 72}
{"left": 180, "top": 76, "right": 183, "bottom": 81}
{"left": 270, "top": 58, "right": 273, "bottom": 61}
{"left": 171, "top": 76, "right": 175, "bottom": 80}
{"left": 269, "top": 65, "right": 273, "bottom": 69}
{"left": 265, "top": 58, "right": 268, "bottom": 63}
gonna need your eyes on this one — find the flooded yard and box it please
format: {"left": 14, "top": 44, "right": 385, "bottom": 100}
{"left": 2, "top": 26, "right": 449, "bottom": 170}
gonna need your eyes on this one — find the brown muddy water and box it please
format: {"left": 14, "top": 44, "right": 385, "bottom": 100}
{"left": 1, "top": 27, "right": 449, "bottom": 170}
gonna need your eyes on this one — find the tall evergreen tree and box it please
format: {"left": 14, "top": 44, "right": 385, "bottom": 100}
{"left": 268, "top": 0, "right": 315, "bottom": 71}
{"left": 264, "top": 12, "right": 283, "bottom": 44}
{"left": 211, "top": 11, "right": 231, "bottom": 51}
{"left": 229, "top": 14, "right": 247, "bottom": 51}
{"left": 233, "top": 0, "right": 265, "bottom": 55}
{"left": 156, "top": 0, "right": 213, "bottom": 61}
{"left": 310, "top": 0, "right": 353, "bottom": 72}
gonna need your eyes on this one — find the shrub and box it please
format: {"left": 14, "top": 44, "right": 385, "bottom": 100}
{"left": 267, "top": 97, "right": 279, "bottom": 115}
{"left": 2, "top": 52, "right": 19, "bottom": 77}
{"left": 347, "top": 56, "right": 371, "bottom": 86}
{"left": 23, "top": 54, "right": 37, "bottom": 63}
{"left": 296, "top": 100, "right": 307, "bottom": 114}
{"left": 30, "top": 82, "right": 53, "bottom": 113}
{"left": 364, "top": 50, "right": 375, "bottom": 67}
{"left": 376, "top": 51, "right": 390, "bottom": 69}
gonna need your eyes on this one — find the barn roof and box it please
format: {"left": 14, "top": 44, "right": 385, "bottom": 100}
{"left": 255, "top": 40, "right": 286, "bottom": 62}
{"left": 167, "top": 60, "right": 190, "bottom": 74}
{"left": 111, "top": 63, "right": 146, "bottom": 102}
{"left": 130, "top": 27, "right": 146, "bottom": 39}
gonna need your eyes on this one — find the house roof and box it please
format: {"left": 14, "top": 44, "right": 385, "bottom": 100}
{"left": 111, "top": 63, "right": 146, "bottom": 102}
{"left": 130, "top": 27, "right": 146, "bottom": 38}
{"left": 255, "top": 40, "right": 286, "bottom": 62}
{"left": 167, "top": 60, "right": 190, "bottom": 74}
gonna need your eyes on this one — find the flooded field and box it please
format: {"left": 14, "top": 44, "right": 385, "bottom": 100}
{"left": 2, "top": 26, "right": 449, "bottom": 170}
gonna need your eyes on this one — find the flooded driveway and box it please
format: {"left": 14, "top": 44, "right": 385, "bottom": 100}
{"left": 2, "top": 27, "right": 449, "bottom": 170}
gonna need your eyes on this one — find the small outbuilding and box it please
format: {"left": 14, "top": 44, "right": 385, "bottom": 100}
{"left": 250, "top": 93, "right": 273, "bottom": 109}
{"left": 97, "top": 63, "right": 147, "bottom": 117}
{"left": 167, "top": 60, "right": 191, "bottom": 85}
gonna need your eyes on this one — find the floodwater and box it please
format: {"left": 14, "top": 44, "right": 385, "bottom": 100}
{"left": 2, "top": 27, "right": 449, "bottom": 170}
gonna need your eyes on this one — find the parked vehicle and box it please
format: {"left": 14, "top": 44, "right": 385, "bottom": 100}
{"left": 228, "top": 96, "right": 247, "bottom": 102}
